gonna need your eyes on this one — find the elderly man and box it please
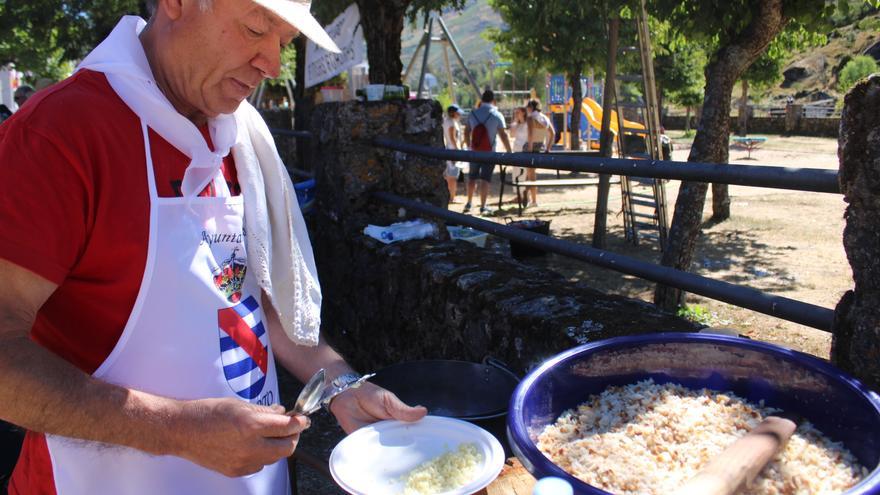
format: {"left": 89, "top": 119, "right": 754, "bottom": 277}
{"left": 0, "top": 1, "right": 425, "bottom": 494}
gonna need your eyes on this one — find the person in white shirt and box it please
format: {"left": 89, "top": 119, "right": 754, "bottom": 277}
{"left": 506, "top": 106, "right": 529, "bottom": 204}
{"left": 442, "top": 104, "right": 463, "bottom": 204}
{"left": 524, "top": 99, "right": 555, "bottom": 208}
{"left": 510, "top": 106, "right": 529, "bottom": 151}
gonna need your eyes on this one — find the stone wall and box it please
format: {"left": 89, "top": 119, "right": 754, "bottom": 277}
{"left": 747, "top": 116, "right": 840, "bottom": 138}
{"left": 307, "top": 99, "right": 698, "bottom": 375}
{"left": 832, "top": 75, "right": 880, "bottom": 389}
{"left": 317, "top": 236, "right": 699, "bottom": 373}
{"left": 663, "top": 114, "right": 840, "bottom": 138}
{"left": 663, "top": 115, "right": 699, "bottom": 131}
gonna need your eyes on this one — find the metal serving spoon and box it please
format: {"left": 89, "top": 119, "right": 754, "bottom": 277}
{"left": 287, "top": 368, "right": 326, "bottom": 416}
{"left": 286, "top": 370, "right": 376, "bottom": 417}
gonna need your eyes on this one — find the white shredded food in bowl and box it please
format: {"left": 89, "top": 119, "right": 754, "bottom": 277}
{"left": 402, "top": 442, "right": 482, "bottom": 495}
{"left": 537, "top": 379, "right": 870, "bottom": 495}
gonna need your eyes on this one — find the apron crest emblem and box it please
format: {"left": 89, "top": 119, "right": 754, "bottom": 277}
{"left": 212, "top": 248, "right": 247, "bottom": 303}
{"left": 218, "top": 295, "right": 269, "bottom": 400}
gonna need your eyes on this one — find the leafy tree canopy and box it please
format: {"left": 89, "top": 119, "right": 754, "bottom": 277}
{"left": 487, "top": 0, "right": 616, "bottom": 79}
{"left": 648, "top": 0, "right": 833, "bottom": 47}
{"left": 651, "top": 19, "right": 706, "bottom": 107}
{"left": 839, "top": 55, "right": 880, "bottom": 93}
{"left": 0, "top": 0, "right": 146, "bottom": 80}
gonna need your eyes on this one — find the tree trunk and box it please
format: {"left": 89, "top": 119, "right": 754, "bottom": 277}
{"left": 685, "top": 106, "right": 691, "bottom": 133}
{"left": 355, "top": 0, "right": 409, "bottom": 85}
{"left": 831, "top": 75, "right": 880, "bottom": 389}
{"left": 711, "top": 183, "right": 731, "bottom": 221}
{"left": 655, "top": 0, "right": 789, "bottom": 310}
{"left": 568, "top": 72, "right": 583, "bottom": 151}
{"left": 714, "top": 81, "right": 753, "bottom": 222}
{"left": 737, "top": 79, "right": 749, "bottom": 136}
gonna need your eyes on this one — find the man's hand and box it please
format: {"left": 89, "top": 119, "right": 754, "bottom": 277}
{"left": 173, "top": 399, "right": 310, "bottom": 477}
{"left": 329, "top": 382, "right": 427, "bottom": 434}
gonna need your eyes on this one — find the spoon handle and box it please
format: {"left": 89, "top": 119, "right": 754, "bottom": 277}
{"left": 674, "top": 416, "right": 797, "bottom": 495}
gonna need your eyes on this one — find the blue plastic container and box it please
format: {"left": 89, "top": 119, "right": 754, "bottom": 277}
{"left": 293, "top": 178, "right": 316, "bottom": 214}
{"left": 508, "top": 333, "right": 880, "bottom": 494}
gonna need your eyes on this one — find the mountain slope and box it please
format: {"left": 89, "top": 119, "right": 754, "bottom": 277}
{"left": 400, "top": 0, "right": 502, "bottom": 86}
{"left": 771, "top": 12, "right": 880, "bottom": 103}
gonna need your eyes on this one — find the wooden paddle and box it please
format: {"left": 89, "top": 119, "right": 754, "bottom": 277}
{"left": 674, "top": 416, "right": 797, "bottom": 495}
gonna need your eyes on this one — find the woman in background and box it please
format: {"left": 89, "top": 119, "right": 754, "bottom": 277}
{"left": 442, "top": 104, "right": 464, "bottom": 204}
{"left": 508, "top": 107, "right": 530, "bottom": 205}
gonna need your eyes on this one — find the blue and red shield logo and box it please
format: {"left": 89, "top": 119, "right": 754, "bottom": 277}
{"left": 218, "top": 295, "right": 268, "bottom": 400}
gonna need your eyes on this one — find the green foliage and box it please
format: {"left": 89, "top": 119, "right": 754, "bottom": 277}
{"left": 652, "top": 22, "right": 706, "bottom": 108}
{"left": 857, "top": 15, "right": 880, "bottom": 30}
{"left": 648, "top": 0, "right": 833, "bottom": 49}
{"left": 487, "top": 0, "right": 619, "bottom": 79}
{"left": 408, "top": 0, "right": 469, "bottom": 23}
{"left": 0, "top": 0, "right": 146, "bottom": 79}
{"left": 742, "top": 27, "right": 825, "bottom": 90}
{"left": 838, "top": 55, "right": 880, "bottom": 93}
{"left": 831, "top": 0, "right": 880, "bottom": 26}
{"left": 266, "top": 46, "right": 297, "bottom": 87}
{"left": 435, "top": 87, "right": 454, "bottom": 111}
{"left": 676, "top": 304, "right": 728, "bottom": 326}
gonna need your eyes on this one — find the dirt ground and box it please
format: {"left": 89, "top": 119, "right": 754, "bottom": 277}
{"left": 451, "top": 132, "right": 846, "bottom": 359}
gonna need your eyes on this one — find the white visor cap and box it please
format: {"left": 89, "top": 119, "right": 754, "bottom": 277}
{"left": 252, "top": 0, "right": 341, "bottom": 53}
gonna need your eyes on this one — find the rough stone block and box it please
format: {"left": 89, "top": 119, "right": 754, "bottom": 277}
{"left": 832, "top": 74, "right": 880, "bottom": 388}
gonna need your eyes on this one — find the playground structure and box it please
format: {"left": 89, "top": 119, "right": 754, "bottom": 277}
{"left": 403, "top": 12, "right": 481, "bottom": 102}
{"left": 549, "top": 95, "right": 647, "bottom": 150}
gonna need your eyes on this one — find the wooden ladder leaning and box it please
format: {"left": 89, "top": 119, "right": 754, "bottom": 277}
{"left": 612, "top": 0, "right": 669, "bottom": 249}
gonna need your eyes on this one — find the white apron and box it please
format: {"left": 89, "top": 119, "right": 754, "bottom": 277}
{"left": 44, "top": 122, "right": 289, "bottom": 495}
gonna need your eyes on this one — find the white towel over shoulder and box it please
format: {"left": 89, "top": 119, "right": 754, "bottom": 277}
{"left": 234, "top": 103, "right": 322, "bottom": 346}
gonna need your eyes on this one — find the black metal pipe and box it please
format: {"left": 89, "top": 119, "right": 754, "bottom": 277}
{"left": 373, "top": 138, "right": 840, "bottom": 194}
{"left": 270, "top": 128, "right": 314, "bottom": 139}
{"left": 373, "top": 192, "right": 834, "bottom": 332}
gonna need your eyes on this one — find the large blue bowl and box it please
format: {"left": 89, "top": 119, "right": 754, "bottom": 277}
{"left": 508, "top": 333, "right": 880, "bottom": 494}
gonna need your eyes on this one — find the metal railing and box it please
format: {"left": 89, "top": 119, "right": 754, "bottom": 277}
{"left": 374, "top": 192, "right": 834, "bottom": 331}
{"left": 370, "top": 137, "right": 841, "bottom": 332}
{"left": 269, "top": 128, "right": 840, "bottom": 332}
{"left": 374, "top": 138, "right": 840, "bottom": 194}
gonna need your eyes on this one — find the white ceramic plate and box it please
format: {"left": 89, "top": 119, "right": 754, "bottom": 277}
{"left": 329, "top": 416, "right": 505, "bottom": 495}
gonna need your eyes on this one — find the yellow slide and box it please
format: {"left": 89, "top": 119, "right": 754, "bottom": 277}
{"left": 579, "top": 97, "right": 645, "bottom": 136}
{"left": 550, "top": 97, "right": 646, "bottom": 136}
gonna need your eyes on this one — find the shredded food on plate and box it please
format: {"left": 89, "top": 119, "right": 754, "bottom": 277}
{"left": 402, "top": 442, "right": 482, "bottom": 495}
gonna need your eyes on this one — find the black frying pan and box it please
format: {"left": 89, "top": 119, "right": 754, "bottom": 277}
{"left": 369, "top": 358, "right": 520, "bottom": 420}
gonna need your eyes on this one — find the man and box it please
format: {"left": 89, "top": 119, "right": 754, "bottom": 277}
{"left": 523, "top": 99, "right": 555, "bottom": 208}
{"left": 464, "top": 89, "right": 512, "bottom": 215}
{"left": 0, "top": 1, "right": 425, "bottom": 494}
{"left": 12, "top": 85, "right": 34, "bottom": 109}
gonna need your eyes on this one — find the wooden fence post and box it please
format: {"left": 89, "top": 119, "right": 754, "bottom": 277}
{"left": 832, "top": 74, "right": 880, "bottom": 389}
